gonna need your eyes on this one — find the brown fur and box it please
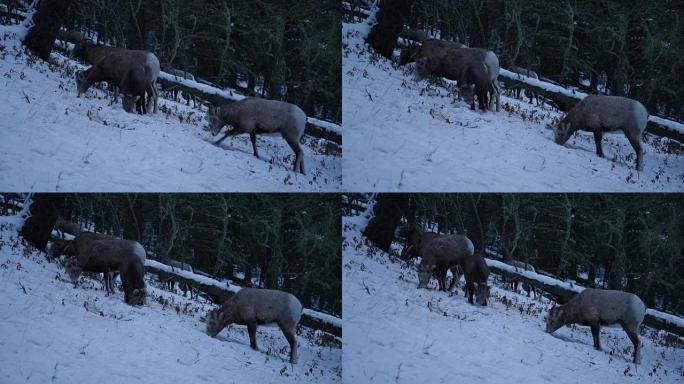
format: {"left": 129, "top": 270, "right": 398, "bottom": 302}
{"left": 206, "top": 288, "right": 303, "bottom": 363}
{"left": 546, "top": 289, "right": 646, "bottom": 363}
{"left": 461, "top": 252, "right": 490, "bottom": 305}
{"left": 554, "top": 95, "right": 648, "bottom": 171}
{"left": 206, "top": 98, "right": 308, "bottom": 174}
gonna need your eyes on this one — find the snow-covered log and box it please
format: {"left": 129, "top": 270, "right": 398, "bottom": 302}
{"left": 144, "top": 259, "right": 342, "bottom": 337}
{"left": 498, "top": 69, "right": 684, "bottom": 142}
{"left": 155, "top": 73, "right": 342, "bottom": 145}
{"left": 485, "top": 257, "right": 684, "bottom": 337}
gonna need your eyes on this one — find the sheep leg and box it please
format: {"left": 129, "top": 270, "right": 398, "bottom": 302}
{"left": 626, "top": 133, "right": 643, "bottom": 171}
{"left": 103, "top": 272, "right": 110, "bottom": 294}
{"left": 492, "top": 80, "right": 500, "bottom": 111}
{"left": 279, "top": 323, "right": 298, "bottom": 364}
{"left": 447, "top": 265, "right": 461, "bottom": 291}
{"left": 147, "top": 81, "right": 157, "bottom": 114}
{"left": 590, "top": 321, "right": 602, "bottom": 350}
{"left": 620, "top": 322, "right": 641, "bottom": 364}
{"left": 284, "top": 136, "right": 305, "bottom": 174}
{"left": 247, "top": 321, "right": 258, "bottom": 350}
{"left": 107, "top": 272, "right": 114, "bottom": 294}
{"left": 214, "top": 129, "right": 240, "bottom": 145}
{"left": 466, "top": 282, "right": 474, "bottom": 304}
{"left": 250, "top": 133, "right": 259, "bottom": 158}
{"left": 593, "top": 130, "right": 604, "bottom": 157}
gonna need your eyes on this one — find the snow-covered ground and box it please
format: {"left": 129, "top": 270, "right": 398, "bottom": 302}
{"left": 0, "top": 27, "right": 341, "bottom": 192}
{"left": 0, "top": 220, "right": 341, "bottom": 383}
{"left": 342, "top": 215, "right": 684, "bottom": 384}
{"left": 342, "top": 22, "right": 684, "bottom": 192}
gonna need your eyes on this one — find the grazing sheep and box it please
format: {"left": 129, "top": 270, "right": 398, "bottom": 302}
{"left": 64, "top": 238, "right": 146, "bottom": 305}
{"left": 553, "top": 95, "right": 648, "bottom": 171}
{"left": 54, "top": 232, "right": 116, "bottom": 291}
{"left": 161, "top": 67, "right": 197, "bottom": 107}
{"left": 461, "top": 252, "right": 490, "bottom": 305}
{"left": 54, "top": 217, "right": 81, "bottom": 239}
{"left": 206, "top": 288, "right": 303, "bottom": 363}
{"left": 159, "top": 258, "right": 194, "bottom": 297}
{"left": 546, "top": 288, "right": 646, "bottom": 363}
{"left": 398, "top": 38, "right": 467, "bottom": 66}
{"left": 414, "top": 47, "right": 500, "bottom": 111}
{"left": 507, "top": 65, "right": 540, "bottom": 104}
{"left": 505, "top": 259, "right": 537, "bottom": 298}
{"left": 397, "top": 225, "right": 472, "bottom": 291}
{"left": 205, "top": 98, "right": 307, "bottom": 174}
{"left": 76, "top": 50, "right": 160, "bottom": 114}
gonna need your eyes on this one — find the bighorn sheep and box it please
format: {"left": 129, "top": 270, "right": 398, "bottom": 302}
{"left": 399, "top": 28, "right": 429, "bottom": 44}
{"left": 57, "top": 30, "right": 84, "bottom": 51}
{"left": 546, "top": 288, "right": 646, "bottom": 364}
{"left": 54, "top": 216, "right": 81, "bottom": 239}
{"left": 73, "top": 40, "right": 123, "bottom": 65}
{"left": 64, "top": 238, "right": 147, "bottom": 305}
{"left": 73, "top": 40, "right": 124, "bottom": 102}
{"left": 396, "top": 225, "right": 474, "bottom": 291}
{"left": 159, "top": 258, "right": 194, "bottom": 297}
{"left": 76, "top": 50, "right": 160, "bottom": 114}
{"left": 505, "top": 259, "right": 537, "bottom": 298}
{"left": 414, "top": 46, "right": 500, "bottom": 111}
{"left": 508, "top": 65, "right": 540, "bottom": 105}
{"left": 53, "top": 231, "right": 116, "bottom": 290}
{"left": 161, "top": 67, "right": 197, "bottom": 108}
{"left": 461, "top": 252, "right": 490, "bottom": 305}
{"left": 206, "top": 288, "right": 303, "bottom": 363}
{"left": 553, "top": 95, "right": 648, "bottom": 171}
{"left": 205, "top": 98, "right": 307, "bottom": 174}
{"left": 398, "top": 38, "right": 467, "bottom": 66}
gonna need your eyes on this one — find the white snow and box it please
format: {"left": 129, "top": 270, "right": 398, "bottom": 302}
{"left": 485, "top": 258, "right": 584, "bottom": 293}
{"left": 342, "top": 22, "right": 684, "bottom": 192}
{"left": 157, "top": 71, "right": 246, "bottom": 102}
{"left": 342, "top": 215, "right": 684, "bottom": 383}
{"left": 0, "top": 31, "right": 341, "bottom": 192}
{"left": 650, "top": 116, "right": 684, "bottom": 136}
{"left": 307, "top": 117, "right": 343, "bottom": 135}
{"left": 0, "top": 223, "right": 341, "bottom": 383}
{"left": 303, "top": 309, "right": 343, "bottom": 329}
{"left": 499, "top": 68, "right": 590, "bottom": 100}
{"left": 647, "top": 309, "right": 684, "bottom": 330}
{"left": 146, "top": 259, "right": 242, "bottom": 293}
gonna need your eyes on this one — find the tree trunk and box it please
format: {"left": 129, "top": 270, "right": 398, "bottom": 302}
{"left": 363, "top": 194, "right": 409, "bottom": 252}
{"left": 19, "top": 194, "right": 66, "bottom": 252}
{"left": 366, "top": 0, "right": 411, "bottom": 59}
{"left": 23, "top": 0, "right": 76, "bottom": 61}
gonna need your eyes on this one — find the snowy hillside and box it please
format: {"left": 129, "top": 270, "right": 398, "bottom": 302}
{"left": 0, "top": 221, "right": 341, "bottom": 383}
{"left": 0, "top": 28, "right": 341, "bottom": 192}
{"left": 342, "top": 22, "right": 684, "bottom": 192}
{"left": 342, "top": 215, "right": 684, "bottom": 384}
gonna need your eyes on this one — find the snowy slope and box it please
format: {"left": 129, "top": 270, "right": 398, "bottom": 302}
{"left": 342, "top": 22, "right": 684, "bottom": 192}
{"left": 342, "top": 216, "right": 684, "bottom": 384}
{"left": 0, "top": 223, "right": 341, "bottom": 383}
{"left": 0, "top": 28, "right": 341, "bottom": 192}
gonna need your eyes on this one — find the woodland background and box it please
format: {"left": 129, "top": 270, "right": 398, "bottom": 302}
{"left": 2, "top": 0, "right": 341, "bottom": 121}
{"left": 350, "top": 0, "right": 684, "bottom": 120}
{"left": 4, "top": 193, "right": 341, "bottom": 316}
{"left": 357, "top": 193, "right": 684, "bottom": 316}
